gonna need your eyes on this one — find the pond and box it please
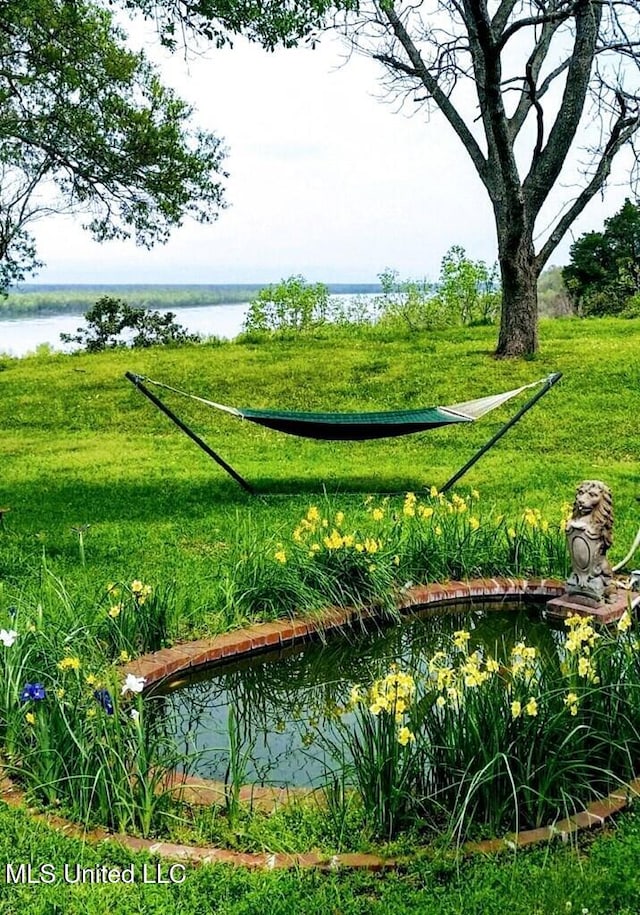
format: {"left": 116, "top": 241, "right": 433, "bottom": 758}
{"left": 157, "top": 600, "right": 560, "bottom": 788}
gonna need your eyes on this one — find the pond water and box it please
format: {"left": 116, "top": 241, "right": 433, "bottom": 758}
{"left": 157, "top": 601, "right": 561, "bottom": 788}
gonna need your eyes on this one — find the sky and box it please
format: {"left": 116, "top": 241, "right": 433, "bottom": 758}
{"left": 30, "top": 15, "right": 635, "bottom": 286}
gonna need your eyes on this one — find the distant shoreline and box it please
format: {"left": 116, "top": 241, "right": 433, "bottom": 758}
{"left": 0, "top": 284, "right": 383, "bottom": 320}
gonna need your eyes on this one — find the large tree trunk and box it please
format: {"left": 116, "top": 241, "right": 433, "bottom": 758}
{"left": 495, "top": 233, "right": 539, "bottom": 357}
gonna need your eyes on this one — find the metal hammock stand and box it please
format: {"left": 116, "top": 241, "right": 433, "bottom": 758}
{"left": 125, "top": 371, "right": 562, "bottom": 496}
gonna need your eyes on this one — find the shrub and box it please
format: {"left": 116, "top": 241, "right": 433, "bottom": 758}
{"left": 563, "top": 199, "right": 640, "bottom": 315}
{"left": 435, "top": 245, "right": 500, "bottom": 325}
{"left": 242, "top": 276, "right": 329, "bottom": 332}
{"left": 375, "top": 268, "right": 449, "bottom": 331}
{"left": 376, "top": 248, "right": 500, "bottom": 331}
{"left": 621, "top": 292, "right": 640, "bottom": 318}
{"left": 60, "top": 295, "right": 199, "bottom": 351}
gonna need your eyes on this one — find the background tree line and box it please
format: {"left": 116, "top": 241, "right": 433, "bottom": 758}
{"left": 563, "top": 199, "right": 640, "bottom": 318}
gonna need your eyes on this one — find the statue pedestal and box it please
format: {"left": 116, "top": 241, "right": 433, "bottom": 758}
{"left": 545, "top": 588, "right": 640, "bottom": 624}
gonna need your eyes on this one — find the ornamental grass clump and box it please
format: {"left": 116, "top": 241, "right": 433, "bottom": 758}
{"left": 502, "top": 502, "right": 572, "bottom": 578}
{"left": 378, "top": 489, "right": 569, "bottom": 582}
{"left": 287, "top": 505, "right": 397, "bottom": 610}
{"left": 223, "top": 506, "right": 399, "bottom": 620}
{"left": 369, "top": 488, "right": 498, "bottom": 583}
{"left": 222, "top": 525, "right": 324, "bottom": 622}
{"left": 421, "top": 614, "right": 629, "bottom": 839}
{"left": 99, "top": 579, "right": 176, "bottom": 658}
{"left": 0, "top": 595, "right": 189, "bottom": 837}
{"left": 319, "top": 605, "right": 640, "bottom": 843}
{"left": 317, "top": 665, "right": 424, "bottom": 840}
{"left": 7, "top": 652, "right": 181, "bottom": 836}
{"left": 227, "top": 490, "right": 568, "bottom": 620}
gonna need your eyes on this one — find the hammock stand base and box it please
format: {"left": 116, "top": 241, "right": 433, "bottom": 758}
{"left": 125, "top": 372, "right": 562, "bottom": 496}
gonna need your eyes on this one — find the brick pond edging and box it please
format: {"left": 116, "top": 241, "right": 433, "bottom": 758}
{"left": 123, "top": 577, "right": 566, "bottom": 687}
{"left": 4, "top": 577, "right": 639, "bottom": 871}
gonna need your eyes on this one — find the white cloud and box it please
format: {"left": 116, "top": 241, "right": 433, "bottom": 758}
{"left": 31, "top": 23, "right": 633, "bottom": 285}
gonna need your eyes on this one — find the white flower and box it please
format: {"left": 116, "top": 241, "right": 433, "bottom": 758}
{"left": 130, "top": 709, "right": 140, "bottom": 722}
{"left": 121, "top": 674, "right": 146, "bottom": 696}
{"left": 0, "top": 629, "right": 18, "bottom": 647}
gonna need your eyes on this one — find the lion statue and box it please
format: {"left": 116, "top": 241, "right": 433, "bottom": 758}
{"left": 565, "top": 480, "right": 617, "bottom": 604}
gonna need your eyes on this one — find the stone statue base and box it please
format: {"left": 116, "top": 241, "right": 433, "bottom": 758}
{"left": 545, "top": 587, "right": 640, "bottom": 624}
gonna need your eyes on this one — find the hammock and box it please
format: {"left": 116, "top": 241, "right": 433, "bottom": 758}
{"left": 125, "top": 372, "right": 562, "bottom": 493}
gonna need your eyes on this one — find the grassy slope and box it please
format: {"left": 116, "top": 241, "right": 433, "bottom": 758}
{"left": 0, "top": 316, "right": 639, "bottom": 911}
{"left": 0, "top": 317, "right": 638, "bottom": 569}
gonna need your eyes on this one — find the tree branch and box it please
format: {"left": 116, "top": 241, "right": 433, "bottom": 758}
{"left": 523, "top": 0, "right": 602, "bottom": 216}
{"left": 526, "top": 59, "right": 545, "bottom": 162}
{"left": 507, "top": 20, "right": 569, "bottom": 139}
{"left": 462, "top": 0, "right": 523, "bottom": 203}
{"left": 377, "top": 4, "right": 489, "bottom": 184}
{"left": 496, "top": 0, "right": 582, "bottom": 51}
{"left": 536, "top": 114, "right": 640, "bottom": 268}
{"left": 492, "top": 0, "right": 519, "bottom": 35}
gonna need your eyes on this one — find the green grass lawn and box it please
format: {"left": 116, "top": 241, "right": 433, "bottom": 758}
{"left": 2, "top": 802, "right": 640, "bottom": 914}
{"left": 1, "top": 317, "right": 638, "bottom": 594}
{"left": 0, "top": 315, "right": 639, "bottom": 912}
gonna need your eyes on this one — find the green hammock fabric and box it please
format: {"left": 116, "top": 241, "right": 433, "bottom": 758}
{"left": 236, "top": 406, "right": 471, "bottom": 440}
{"left": 127, "top": 373, "right": 558, "bottom": 443}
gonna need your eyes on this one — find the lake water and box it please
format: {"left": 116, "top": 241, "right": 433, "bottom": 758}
{"left": 0, "top": 293, "right": 379, "bottom": 357}
{"left": 0, "top": 302, "right": 250, "bottom": 357}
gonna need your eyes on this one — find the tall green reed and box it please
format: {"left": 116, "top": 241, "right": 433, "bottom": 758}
{"left": 0, "top": 585, "right": 190, "bottom": 837}
{"left": 316, "top": 605, "right": 640, "bottom": 843}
